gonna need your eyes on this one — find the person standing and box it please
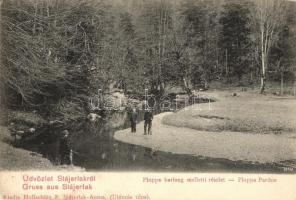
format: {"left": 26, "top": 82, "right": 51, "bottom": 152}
{"left": 59, "top": 130, "right": 72, "bottom": 165}
{"left": 144, "top": 109, "right": 153, "bottom": 135}
{"left": 130, "top": 108, "right": 138, "bottom": 133}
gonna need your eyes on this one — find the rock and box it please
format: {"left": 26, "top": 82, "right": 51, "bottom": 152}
{"left": 49, "top": 120, "right": 63, "bottom": 125}
{"left": 12, "top": 130, "right": 25, "bottom": 140}
{"left": 105, "top": 92, "right": 128, "bottom": 110}
{"left": 28, "top": 128, "right": 35, "bottom": 133}
{"left": 273, "top": 91, "right": 280, "bottom": 96}
{"left": 87, "top": 113, "right": 101, "bottom": 122}
{"left": 30, "top": 152, "right": 40, "bottom": 157}
{"left": 16, "top": 130, "right": 25, "bottom": 135}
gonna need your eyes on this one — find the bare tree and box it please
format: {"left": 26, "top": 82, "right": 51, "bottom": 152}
{"left": 252, "top": 0, "right": 286, "bottom": 93}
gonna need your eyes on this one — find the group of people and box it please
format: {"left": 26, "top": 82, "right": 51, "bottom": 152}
{"left": 129, "top": 107, "right": 153, "bottom": 135}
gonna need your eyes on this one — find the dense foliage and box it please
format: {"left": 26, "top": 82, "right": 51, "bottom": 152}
{"left": 1, "top": 0, "right": 295, "bottom": 121}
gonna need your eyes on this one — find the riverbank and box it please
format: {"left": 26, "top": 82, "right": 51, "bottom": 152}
{"left": 114, "top": 90, "right": 296, "bottom": 166}
{"left": 2, "top": 89, "right": 296, "bottom": 171}
{"left": 0, "top": 126, "right": 83, "bottom": 171}
{"left": 163, "top": 90, "right": 296, "bottom": 134}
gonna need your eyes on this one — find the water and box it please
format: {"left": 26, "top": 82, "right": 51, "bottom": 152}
{"left": 59, "top": 111, "right": 289, "bottom": 173}
{"left": 19, "top": 99, "right": 291, "bottom": 173}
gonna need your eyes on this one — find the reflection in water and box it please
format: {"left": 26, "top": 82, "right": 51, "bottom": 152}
{"left": 19, "top": 100, "right": 290, "bottom": 173}
{"left": 70, "top": 108, "right": 168, "bottom": 170}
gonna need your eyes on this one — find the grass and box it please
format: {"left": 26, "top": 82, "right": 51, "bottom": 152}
{"left": 162, "top": 89, "right": 296, "bottom": 134}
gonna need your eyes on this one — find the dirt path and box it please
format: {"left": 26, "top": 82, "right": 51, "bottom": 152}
{"left": 114, "top": 112, "right": 296, "bottom": 163}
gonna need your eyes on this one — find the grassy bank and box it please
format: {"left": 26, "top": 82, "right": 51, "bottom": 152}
{"left": 0, "top": 126, "right": 84, "bottom": 171}
{"left": 162, "top": 90, "right": 296, "bottom": 134}
{"left": 0, "top": 126, "right": 56, "bottom": 170}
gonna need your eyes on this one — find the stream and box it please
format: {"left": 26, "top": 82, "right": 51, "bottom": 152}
{"left": 19, "top": 98, "right": 292, "bottom": 173}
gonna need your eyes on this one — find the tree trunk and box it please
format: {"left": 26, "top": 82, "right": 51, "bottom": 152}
{"left": 260, "top": 45, "right": 266, "bottom": 94}
{"left": 183, "top": 77, "right": 192, "bottom": 97}
{"left": 225, "top": 49, "right": 229, "bottom": 83}
{"left": 250, "top": 68, "right": 253, "bottom": 83}
{"left": 260, "top": 76, "right": 266, "bottom": 94}
{"left": 293, "top": 73, "right": 296, "bottom": 97}
{"left": 33, "top": 1, "right": 38, "bottom": 35}
{"left": 280, "top": 71, "right": 284, "bottom": 96}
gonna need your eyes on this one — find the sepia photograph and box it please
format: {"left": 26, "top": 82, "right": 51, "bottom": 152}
{"left": 0, "top": 0, "right": 296, "bottom": 175}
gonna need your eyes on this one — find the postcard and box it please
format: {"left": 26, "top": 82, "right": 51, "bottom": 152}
{"left": 0, "top": 0, "right": 295, "bottom": 199}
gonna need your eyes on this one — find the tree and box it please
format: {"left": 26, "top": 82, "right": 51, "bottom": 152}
{"left": 114, "top": 11, "right": 139, "bottom": 92}
{"left": 219, "top": 0, "right": 252, "bottom": 83}
{"left": 2, "top": 0, "right": 70, "bottom": 108}
{"left": 2, "top": 0, "right": 117, "bottom": 121}
{"left": 269, "top": 1, "right": 296, "bottom": 96}
{"left": 269, "top": 25, "right": 290, "bottom": 95}
{"left": 136, "top": 0, "right": 173, "bottom": 95}
{"left": 178, "top": 0, "right": 221, "bottom": 92}
{"left": 252, "top": 0, "right": 286, "bottom": 93}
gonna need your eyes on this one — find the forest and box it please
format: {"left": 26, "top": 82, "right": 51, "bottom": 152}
{"left": 1, "top": 0, "right": 296, "bottom": 123}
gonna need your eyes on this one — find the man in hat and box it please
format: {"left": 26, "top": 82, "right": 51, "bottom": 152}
{"left": 144, "top": 109, "right": 153, "bottom": 135}
{"left": 130, "top": 108, "right": 138, "bottom": 133}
